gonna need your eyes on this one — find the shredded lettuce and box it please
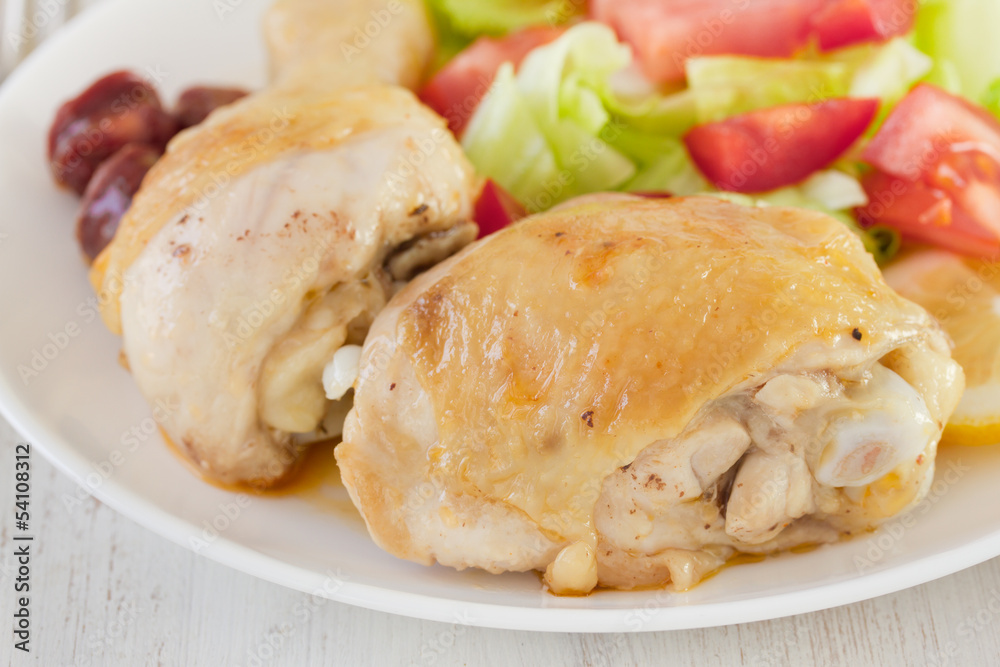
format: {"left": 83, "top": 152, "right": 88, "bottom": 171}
{"left": 602, "top": 68, "right": 700, "bottom": 136}
{"left": 461, "top": 64, "right": 561, "bottom": 203}
{"left": 685, "top": 57, "right": 851, "bottom": 123}
{"left": 462, "top": 22, "right": 712, "bottom": 210}
{"left": 750, "top": 173, "right": 865, "bottom": 215}
{"left": 463, "top": 25, "right": 642, "bottom": 210}
{"left": 455, "top": 18, "right": 906, "bottom": 263}
{"left": 426, "top": 0, "right": 580, "bottom": 71}
{"left": 797, "top": 171, "right": 869, "bottom": 211}
{"left": 913, "top": 0, "right": 1000, "bottom": 102}
{"left": 842, "top": 39, "right": 932, "bottom": 105}
{"left": 426, "top": 0, "right": 577, "bottom": 38}
{"left": 610, "top": 130, "right": 709, "bottom": 195}
{"left": 680, "top": 39, "right": 930, "bottom": 129}
{"left": 983, "top": 79, "right": 1000, "bottom": 120}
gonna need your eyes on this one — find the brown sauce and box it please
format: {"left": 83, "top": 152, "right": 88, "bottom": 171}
{"left": 159, "top": 429, "right": 362, "bottom": 521}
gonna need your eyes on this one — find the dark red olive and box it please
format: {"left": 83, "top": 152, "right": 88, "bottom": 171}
{"left": 174, "top": 86, "right": 249, "bottom": 129}
{"left": 48, "top": 70, "right": 178, "bottom": 195}
{"left": 76, "top": 143, "right": 161, "bottom": 262}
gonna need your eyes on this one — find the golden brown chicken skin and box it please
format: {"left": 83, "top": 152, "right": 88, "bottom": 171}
{"left": 89, "top": 0, "right": 478, "bottom": 486}
{"left": 337, "top": 195, "right": 964, "bottom": 594}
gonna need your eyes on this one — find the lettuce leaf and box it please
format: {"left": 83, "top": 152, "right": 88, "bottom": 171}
{"left": 841, "top": 38, "right": 932, "bottom": 105}
{"left": 682, "top": 39, "right": 931, "bottom": 127}
{"left": 427, "top": 0, "right": 577, "bottom": 38}
{"left": 461, "top": 64, "right": 561, "bottom": 205}
{"left": 426, "top": 0, "right": 581, "bottom": 71}
{"left": 463, "top": 25, "right": 644, "bottom": 210}
{"left": 609, "top": 130, "right": 709, "bottom": 195}
{"left": 685, "top": 56, "right": 852, "bottom": 123}
{"left": 462, "top": 23, "right": 715, "bottom": 208}
{"left": 458, "top": 19, "right": 901, "bottom": 264}
{"left": 983, "top": 79, "right": 1000, "bottom": 120}
{"left": 913, "top": 0, "right": 1000, "bottom": 102}
{"left": 601, "top": 67, "right": 700, "bottom": 136}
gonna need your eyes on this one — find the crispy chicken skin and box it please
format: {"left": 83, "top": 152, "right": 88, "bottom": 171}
{"left": 337, "top": 196, "right": 964, "bottom": 594}
{"left": 88, "top": 0, "right": 478, "bottom": 486}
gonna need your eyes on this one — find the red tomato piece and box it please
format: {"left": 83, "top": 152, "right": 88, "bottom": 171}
{"left": 859, "top": 84, "right": 1000, "bottom": 258}
{"left": 683, "top": 98, "right": 878, "bottom": 193}
{"left": 591, "top": 0, "right": 916, "bottom": 83}
{"left": 419, "top": 27, "right": 563, "bottom": 137}
{"left": 929, "top": 150, "right": 1000, "bottom": 246}
{"left": 474, "top": 179, "right": 528, "bottom": 238}
{"left": 857, "top": 169, "right": 1000, "bottom": 258}
{"left": 862, "top": 84, "right": 1000, "bottom": 182}
{"left": 811, "top": 0, "right": 916, "bottom": 51}
{"left": 590, "top": 0, "right": 823, "bottom": 84}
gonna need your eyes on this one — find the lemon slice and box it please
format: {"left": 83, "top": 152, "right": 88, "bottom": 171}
{"left": 883, "top": 250, "right": 1000, "bottom": 447}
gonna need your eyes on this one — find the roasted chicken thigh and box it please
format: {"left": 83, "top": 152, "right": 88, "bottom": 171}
{"left": 337, "top": 196, "right": 964, "bottom": 593}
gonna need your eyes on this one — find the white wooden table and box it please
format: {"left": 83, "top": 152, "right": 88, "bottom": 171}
{"left": 4, "top": 1, "right": 1000, "bottom": 665}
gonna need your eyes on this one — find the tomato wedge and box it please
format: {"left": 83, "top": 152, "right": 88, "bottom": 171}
{"left": 474, "top": 179, "right": 528, "bottom": 238}
{"left": 418, "top": 27, "right": 563, "bottom": 138}
{"left": 859, "top": 84, "right": 1000, "bottom": 258}
{"left": 683, "top": 98, "right": 878, "bottom": 193}
{"left": 863, "top": 84, "right": 1000, "bottom": 181}
{"left": 591, "top": 0, "right": 822, "bottom": 84}
{"left": 857, "top": 170, "right": 1000, "bottom": 258}
{"left": 811, "top": 0, "right": 916, "bottom": 51}
{"left": 591, "top": 0, "right": 917, "bottom": 83}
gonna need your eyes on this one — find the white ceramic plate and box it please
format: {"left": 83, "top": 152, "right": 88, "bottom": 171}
{"left": 2, "top": 0, "right": 999, "bottom": 633}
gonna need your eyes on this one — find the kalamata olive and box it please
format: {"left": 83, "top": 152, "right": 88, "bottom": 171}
{"left": 174, "top": 86, "right": 249, "bottom": 129}
{"left": 48, "top": 70, "right": 178, "bottom": 195}
{"left": 76, "top": 143, "right": 160, "bottom": 262}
